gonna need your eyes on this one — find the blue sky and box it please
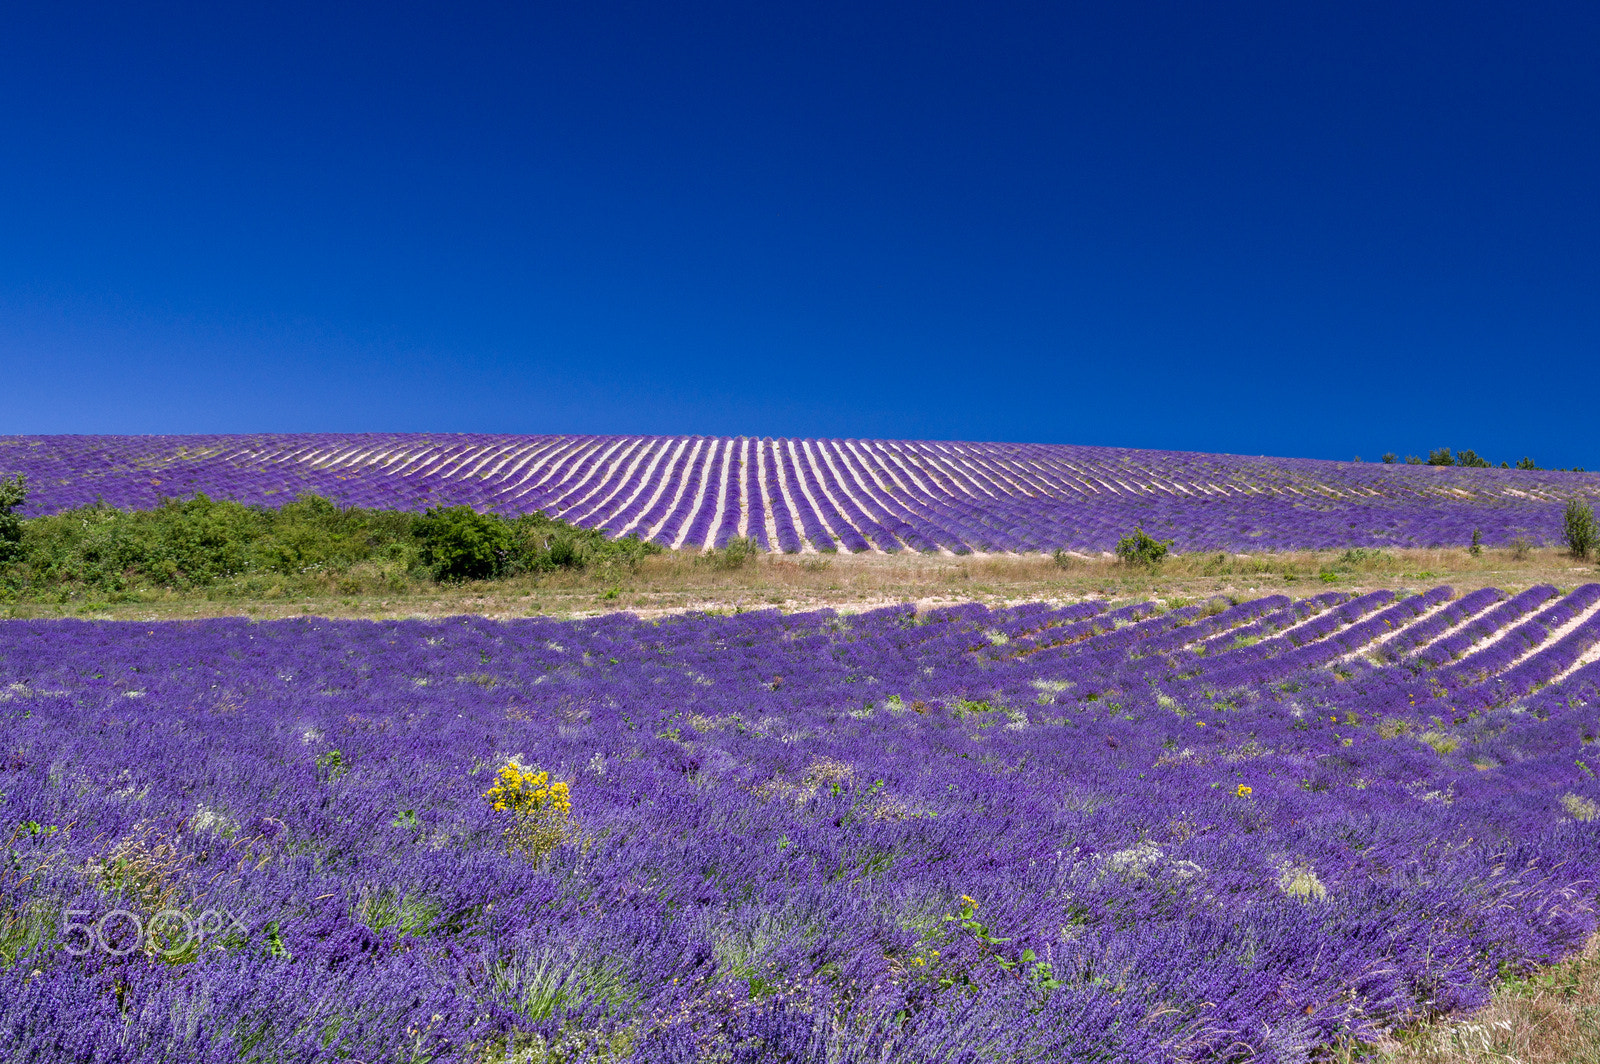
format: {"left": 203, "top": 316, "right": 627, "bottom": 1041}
{"left": 1, "top": 2, "right": 1596, "bottom": 466}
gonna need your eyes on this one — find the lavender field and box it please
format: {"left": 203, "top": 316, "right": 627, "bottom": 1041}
{"left": 5, "top": 433, "right": 1597, "bottom": 554}
{"left": 5, "top": 586, "right": 1600, "bottom": 1061}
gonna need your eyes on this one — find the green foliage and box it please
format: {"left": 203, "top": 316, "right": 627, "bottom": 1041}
{"left": 1114, "top": 527, "right": 1172, "bottom": 566}
{"left": 1455, "top": 449, "right": 1491, "bottom": 468}
{"left": 315, "top": 749, "right": 347, "bottom": 782}
{"left": 938, "top": 895, "right": 1064, "bottom": 995}
{"left": 1563, "top": 499, "right": 1598, "bottom": 560}
{"left": 417, "top": 505, "right": 514, "bottom": 581}
{"left": 1404, "top": 455, "right": 1423, "bottom": 465}
{"left": 5, "top": 493, "right": 417, "bottom": 595}
{"left": 1427, "top": 448, "right": 1455, "bottom": 466}
{"left": 1469, "top": 529, "right": 1483, "bottom": 556}
{"left": 1380, "top": 453, "right": 1397, "bottom": 464}
{"left": 0, "top": 474, "right": 23, "bottom": 565}
{"left": 502, "top": 511, "right": 658, "bottom": 575}
{"left": 700, "top": 536, "right": 760, "bottom": 571}
{"left": 1517, "top": 456, "right": 1539, "bottom": 470}
{"left": 0, "top": 492, "right": 659, "bottom": 599}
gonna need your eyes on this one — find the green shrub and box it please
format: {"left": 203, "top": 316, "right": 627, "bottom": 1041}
{"left": 1381, "top": 453, "right": 1397, "bottom": 464}
{"left": 0, "top": 492, "right": 659, "bottom": 599}
{"left": 504, "top": 511, "right": 659, "bottom": 573}
{"left": 1469, "top": 529, "right": 1482, "bottom": 556}
{"left": 1426, "top": 448, "right": 1455, "bottom": 466}
{"left": 1516, "top": 457, "right": 1539, "bottom": 470}
{"left": 1455, "top": 449, "right": 1490, "bottom": 468}
{"left": 702, "top": 536, "right": 759, "bottom": 571}
{"left": 416, "top": 506, "right": 514, "bottom": 581}
{"left": 1114, "top": 527, "right": 1172, "bottom": 566}
{"left": 1564, "top": 499, "right": 1598, "bottom": 560}
{"left": 0, "top": 474, "right": 24, "bottom": 565}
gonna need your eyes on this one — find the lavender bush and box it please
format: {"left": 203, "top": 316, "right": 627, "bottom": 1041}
{"left": 4, "top": 434, "right": 1598, "bottom": 553}
{"left": 4, "top": 585, "right": 1600, "bottom": 1061}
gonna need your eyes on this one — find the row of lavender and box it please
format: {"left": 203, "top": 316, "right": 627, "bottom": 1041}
{"left": 5, "top": 433, "right": 1597, "bottom": 553}
{"left": 3, "top": 585, "right": 1600, "bottom": 1060}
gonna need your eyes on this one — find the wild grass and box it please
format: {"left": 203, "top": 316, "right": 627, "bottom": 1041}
{"left": 7, "top": 544, "right": 1593, "bottom": 624}
{"left": 1332, "top": 933, "right": 1600, "bottom": 1063}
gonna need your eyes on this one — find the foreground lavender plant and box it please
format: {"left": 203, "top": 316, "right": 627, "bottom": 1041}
{"left": 1, "top": 587, "right": 1599, "bottom": 1061}
{"left": 4, "top": 433, "right": 1598, "bottom": 553}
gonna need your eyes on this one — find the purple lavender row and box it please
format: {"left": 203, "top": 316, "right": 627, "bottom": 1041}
{"left": 792, "top": 443, "right": 873, "bottom": 552}
{"left": 595, "top": 438, "right": 677, "bottom": 536}
{"left": 1411, "top": 586, "right": 1560, "bottom": 669}
{"left": 988, "top": 600, "right": 1109, "bottom": 641}
{"left": 680, "top": 441, "right": 730, "bottom": 549}
{"left": 825, "top": 442, "right": 947, "bottom": 552}
{"left": 805, "top": 443, "right": 900, "bottom": 552}
{"left": 1267, "top": 587, "right": 1454, "bottom": 672}
{"left": 1436, "top": 585, "right": 1600, "bottom": 693}
{"left": 653, "top": 440, "right": 718, "bottom": 547}
{"left": 853, "top": 442, "right": 985, "bottom": 552}
{"left": 1007, "top": 601, "right": 1162, "bottom": 659}
{"left": 1454, "top": 606, "right": 1600, "bottom": 712}
{"left": 1130, "top": 596, "right": 1292, "bottom": 658}
{"left": 771, "top": 442, "right": 832, "bottom": 551}
{"left": 536, "top": 437, "right": 632, "bottom": 519}
{"left": 561, "top": 437, "right": 658, "bottom": 527}
{"left": 1197, "top": 591, "right": 1395, "bottom": 687}
{"left": 1371, "top": 587, "right": 1507, "bottom": 662}
{"left": 758, "top": 441, "right": 802, "bottom": 553}
{"left": 1185, "top": 592, "right": 1350, "bottom": 659}
{"left": 996, "top": 602, "right": 1163, "bottom": 659}
{"left": 711, "top": 441, "right": 746, "bottom": 549}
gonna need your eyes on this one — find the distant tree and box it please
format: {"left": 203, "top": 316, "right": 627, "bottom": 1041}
{"left": 1404, "top": 455, "right": 1424, "bottom": 465}
{"left": 1455, "top": 449, "right": 1491, "bottom": 468}
{"left": 1469, "top": 529, "right": 1483, "bottom": 556}
{"left": 1115, "top": 527, "right": 1173, "bottom": 566}
{"left": 1427, "top": 448, "right": 1455, "bottom": 466}
{"left": 0, "top": 473, "right": 24, "bottom": 564}
{"left": 1381, "top": 453, "right": 1397, "bottom": 464}
{"left": 1516, "top": 457, "right": 1539, "bottom": 470}
{"left": 1563, "top": 499, "right": 1597, "bottom": 560}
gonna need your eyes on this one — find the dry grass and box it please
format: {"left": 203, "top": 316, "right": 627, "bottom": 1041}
{"left": 1331, "top": 934, "right": 1600, "bottom": 1063}
{"left": 4, "top": 545, "right": 1594, "bottom": 623}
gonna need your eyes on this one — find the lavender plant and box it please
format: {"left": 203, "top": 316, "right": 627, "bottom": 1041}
{"left": 1, "top": 588, "right": 1600, "bottom": 1059}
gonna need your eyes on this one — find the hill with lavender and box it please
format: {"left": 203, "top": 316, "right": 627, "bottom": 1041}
{"left": 4, "top": 433, "right": 1597, "bottom": 553}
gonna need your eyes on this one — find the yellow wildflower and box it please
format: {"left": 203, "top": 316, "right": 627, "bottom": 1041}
{"left": 483, "top": 761, "right": 574, "bottom": 859}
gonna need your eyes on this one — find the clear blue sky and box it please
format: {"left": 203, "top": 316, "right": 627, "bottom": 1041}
{"left": 1, "top": 2, "right": 1596, "bottom": 466}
